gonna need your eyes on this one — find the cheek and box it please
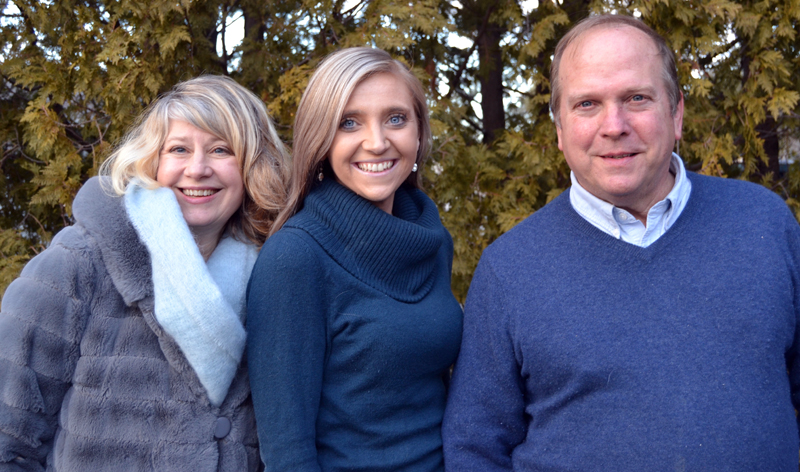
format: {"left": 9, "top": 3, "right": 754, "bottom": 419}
{"left": 220, "top": 163, "right": 245, "bottom": 201}
{"left": 402, "top": 129, "right": 420, "bottom": 160}
{"left": 327, "top": 136, "right": 351, "bottom": 171}
{"left": 155, "top": 159, "right": 177, "bottom": 185}
{"left": 234, "top": 178, "right": 245, "bottom": 204}
{"left": 409, "top": 140, "right": 420, "bottom": 162}
{"left": 561, "top": 122, "right": 599, "bottom": 155}
{"left": 636, "top": 114, "right": 672, "bottom": 146}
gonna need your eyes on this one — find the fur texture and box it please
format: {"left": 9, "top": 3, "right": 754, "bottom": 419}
{"left": 124, "top": 182, "right": 257, "bottom": 406}
{"left": 0, "top": 177, "right": 261, "bottom": 472}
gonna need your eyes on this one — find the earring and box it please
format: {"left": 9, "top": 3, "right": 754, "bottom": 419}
{"left": 317, "top": 166, "right": 324, "bottom": 181}
{"left": 412, "top": 163, "right": 418, "bottom": 172}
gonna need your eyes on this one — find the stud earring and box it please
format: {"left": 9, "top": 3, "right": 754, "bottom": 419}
{"left": 412, "top": 163, "right": 418, "bottom": 172}
{"left": 317, "top": 166, "right": 324, "bottom": 181}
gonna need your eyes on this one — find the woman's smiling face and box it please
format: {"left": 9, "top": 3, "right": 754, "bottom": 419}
{"left": 156, "top": 120, "right": 244, "bottom": 242}
{"left": 327, "top": 72, "right": 420, "bottom": 214}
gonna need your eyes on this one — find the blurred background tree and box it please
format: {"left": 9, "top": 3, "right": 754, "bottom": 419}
{"left": 2, "top": 0, "right": 799, "bottom": 301}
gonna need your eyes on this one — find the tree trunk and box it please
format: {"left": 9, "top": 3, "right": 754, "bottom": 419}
{"left": 755, "top": 116, "right": 782, "bottom": 179}
{"left": 478, "top": 22, "right": 505, "bottom": 144}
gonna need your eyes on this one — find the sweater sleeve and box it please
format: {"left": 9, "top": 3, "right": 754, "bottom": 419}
{"left": 0, "top": 227, "right": 95, "bottom": 472}
{"left": 246, "top": 230, "right": 327, "bottom": 472}
{"left": 442, "top": 255, "right": 527, "bottom": 472}
{"left": 783, "top": 209, "right": 800, "bottom": 439}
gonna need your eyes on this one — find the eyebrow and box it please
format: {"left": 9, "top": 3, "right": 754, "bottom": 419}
{"left": 341, "top": 106, "right": 413, "bottom": 117}
{"left": 568, "top": 86, "right": 660, "bottom": 104}
{"left": 163, "top": 134, "right": 228, "bottom": 143}
{"left": 160, "top": 136, "right": 230, "bottom": 151}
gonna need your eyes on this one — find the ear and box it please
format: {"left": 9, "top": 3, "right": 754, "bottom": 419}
{"left": 556, "top": 123, "right": 564, "bottom": 152}
{"left": 673, "top": 92, "right": 684, "bottom": 141}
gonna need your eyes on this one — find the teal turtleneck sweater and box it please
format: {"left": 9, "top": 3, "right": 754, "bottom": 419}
{"left": 247, "top": 179, "right": 463, "bottom": 472}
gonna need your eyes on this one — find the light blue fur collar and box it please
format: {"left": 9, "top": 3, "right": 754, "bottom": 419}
{"left": 124, "top": 182, "right": 258, "bottom": 406}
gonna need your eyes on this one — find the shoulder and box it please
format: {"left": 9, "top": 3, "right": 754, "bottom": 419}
{"left": 71, "top": 177, "right": 141, "bottom": 252}
{"left": 247, "top": 228, "right": 330, "bottom": 317}
{"left": 252, "top": 227, "right": 326, "bottom": 278}
{"left": 2, "top": 226, "right": 101, "bottom": 345}
{"left": 72, "top": 176, "right": 124, "bottom": 225}
{"left": 481, "top": 190, "right": 573, "bottom": 264}
{"left": 689, "top": 172, "right": 786, "bottom": 207}
{"left": 11, "top": 225, "right": 98, "bottom": 301}
{"left": 688, "top": 172, "right": 795, "bottom": 225}
{"left": 76, "top": 177, "right": 151, "bottom": 296}
{"left": 22, "top": 179, "right": 115, "bottom": 283}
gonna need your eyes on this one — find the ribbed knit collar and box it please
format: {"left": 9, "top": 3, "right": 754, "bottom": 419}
{"left": 286, "top": 179, "right": 445, "bottom": 303}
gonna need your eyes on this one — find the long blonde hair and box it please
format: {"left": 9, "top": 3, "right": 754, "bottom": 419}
{"left": 100, "top": 75, "right": 289, "bottom": 244}
{"left": 273, "top": 47, "right": 431, "bottom": 232}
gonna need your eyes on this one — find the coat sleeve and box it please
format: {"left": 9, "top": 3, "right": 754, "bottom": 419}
{"left": 442, "top": 255, "right": 527, "bottom": 472}
{"left": 246, "top": 230, "right": 327, "bottom": 472}
{"left": 0, "top": 227, "right": 96, "bottom": 472}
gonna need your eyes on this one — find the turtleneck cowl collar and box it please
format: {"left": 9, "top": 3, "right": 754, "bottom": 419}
{"left": 285, "top": 179, "right": 447, "bottom": 303}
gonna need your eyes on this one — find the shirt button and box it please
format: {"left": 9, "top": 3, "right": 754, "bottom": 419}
{"left": 214, "top": 416, "right": 232, "bottom": 439}
{"left": 619, "top": 213, "right": 628, "bottom": 221}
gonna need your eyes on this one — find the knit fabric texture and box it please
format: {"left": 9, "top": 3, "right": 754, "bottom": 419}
{"left": 247, "top": 179, "right": 463, "bottom": 472}
{"left": 443, "top": 172, "right": 800, "bottom": 471}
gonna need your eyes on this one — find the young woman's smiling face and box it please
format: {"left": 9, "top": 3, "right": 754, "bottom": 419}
{"left": 156, "top": 120, "right": 244, "bottom": 244}
{"left": 327, "top": 72, "right": 420, "bottom": 213}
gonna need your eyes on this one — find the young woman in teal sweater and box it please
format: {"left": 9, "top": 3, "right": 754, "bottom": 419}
{"left": 246, "top": 47, "right": 463, "bottom": 472}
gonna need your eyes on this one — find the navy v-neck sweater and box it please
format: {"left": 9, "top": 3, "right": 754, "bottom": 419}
{"left": 247, "top": 179, "right": 463, "bottom": 472}
{"left": 443, "top": 172, "right": 800, "bottom": 471}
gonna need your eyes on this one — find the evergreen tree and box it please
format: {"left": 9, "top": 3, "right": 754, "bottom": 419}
{"left": 2, "top": 0, "right": 799, "bottom": 301}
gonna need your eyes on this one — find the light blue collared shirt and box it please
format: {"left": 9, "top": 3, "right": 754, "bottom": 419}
{"left": 568, "top": 153, "right": 692, "bottom": 247}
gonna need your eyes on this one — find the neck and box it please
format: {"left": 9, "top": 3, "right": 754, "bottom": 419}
{"left": 615, "top": 170, "right": 676, "bottom": 226}
{"left": 192, "top": 230, "right": 222, "bottom": 261}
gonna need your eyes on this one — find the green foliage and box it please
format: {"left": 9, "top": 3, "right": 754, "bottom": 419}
{"left": 2, "top": 0, "right": 800, "bottom": 303}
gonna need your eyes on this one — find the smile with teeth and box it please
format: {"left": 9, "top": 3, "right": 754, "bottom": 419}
{"left": 356, "top": 160, "right": 395, "bottom": 173}
{"left": 603, "top": 153, "right": 636, "bottom": 159}
{"left": 182, "top": 188, "right": 218, "bottom": 197}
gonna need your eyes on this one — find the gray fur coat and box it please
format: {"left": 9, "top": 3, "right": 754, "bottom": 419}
{"left": 0, "top": 178, "right": 261, "bottom": 471}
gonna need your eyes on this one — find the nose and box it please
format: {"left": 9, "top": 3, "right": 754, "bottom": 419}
{"left": 362, "top": 123, "right": 390, "bottom": 154}
{"left": 599, "top": 104, "right": 631, "bottom": 139}
{"left": 184, "top": 149, "right": 213, "bottom": 178}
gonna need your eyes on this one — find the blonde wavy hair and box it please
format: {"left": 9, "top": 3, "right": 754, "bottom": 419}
{"left": 100, "top": 75, "right": 289, "bottom": 244}
{"left": 272, "top": 47, "right": 431, "bottom": 232}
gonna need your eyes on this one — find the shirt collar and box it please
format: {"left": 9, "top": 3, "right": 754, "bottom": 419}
{"left": 568, "top": 153, "right": 692, "bottom": 242}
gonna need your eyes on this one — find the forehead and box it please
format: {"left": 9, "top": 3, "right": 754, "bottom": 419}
{"left": 347, "top": 72, "right": 415, "bottom": 108}
{"left": 559, "top": 25, "right": 663, "bottom": 98}
{"left": 564, "top": 25, "right": 658, "bottom": 69}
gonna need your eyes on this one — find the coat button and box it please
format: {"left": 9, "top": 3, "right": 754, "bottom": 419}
{"left": 214, "top": 416, "right": 232, "bottom": 439}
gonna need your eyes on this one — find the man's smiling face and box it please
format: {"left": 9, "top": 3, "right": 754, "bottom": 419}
{"left": 556, "top": 24, "right": 684, "bottom": 220}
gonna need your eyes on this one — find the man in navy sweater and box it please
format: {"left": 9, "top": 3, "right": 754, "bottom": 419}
{"left": 443, "top": 14, "right": 800, "bottom": 471}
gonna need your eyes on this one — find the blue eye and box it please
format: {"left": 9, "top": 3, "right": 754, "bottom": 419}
{"left": 340, "top": 118, "right": 356, "bottom": 130}
{"left": 632, "top": 95, "right": 645, "bottom": 101}
{"left": 389, "top": 114, "right": 406, "bottom": 125}
{"left": 579, "top": 101, "right": 592, "bottom": 108}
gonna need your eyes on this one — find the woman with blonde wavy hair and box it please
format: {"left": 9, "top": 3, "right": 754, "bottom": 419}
{"left": 247, "top": 47, "right": 463, "bottom": 471}
{"left": 0, "top": 75, "right": 287, "bottom": 471}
